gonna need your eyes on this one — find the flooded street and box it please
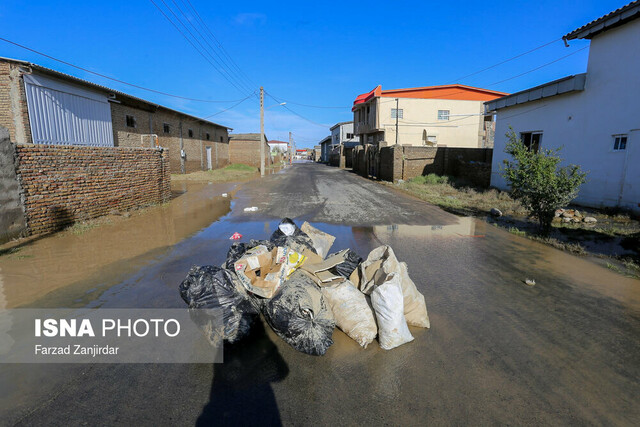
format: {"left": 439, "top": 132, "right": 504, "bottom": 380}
{"left": 1, "top": 163, "right": 639, "bottom": 425}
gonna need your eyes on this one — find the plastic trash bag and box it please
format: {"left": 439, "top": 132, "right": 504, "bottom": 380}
{"left": 370, "top": 272, "right": 414, "bottom": 350}
{"left": 326, "top": 249, "right": 362, "bottom": 279}
{"left": 224, "top": 239, "right": 275, "bottom": 270}
{"left": 179, "top": 265, "right": 259, "bottom": 344}
{"left": 262, "top": 270, "right": 335, "bottom": 355}
{"left": 321, "top": 280, "right": 377, "bottom": 348}
{"left": 269, "top": 218, "right": 317, "bottom": 254}
{"left": 359, "top": 245, "right": 430, "bottom": 328}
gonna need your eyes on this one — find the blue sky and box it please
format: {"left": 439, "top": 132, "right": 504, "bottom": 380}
{"left": 0, "top": 0, "right": 627, "bottom": 147}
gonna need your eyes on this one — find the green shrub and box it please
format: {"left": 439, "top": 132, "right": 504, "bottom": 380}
{"left": 501, "top": 129, "right": 587, "bottom": 232}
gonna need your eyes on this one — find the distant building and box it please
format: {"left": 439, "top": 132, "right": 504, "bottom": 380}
{"left": 486, "top": 1, "right": 640, "bottom": 212}
{"left": 229, "top": 133, "right": 272, "bottom": 169}
{"left": 330, "top": 121, "right": 359, "bottom": 167}
{"left": 319, "top": 136, "right": 332, "bottom": 162}
{"left": 313, "top": 145, "right": 321, "bottom": 161}
{"left": 268, "top": 140, "right": 288, "bottom": 153}
{"left": 0, "top": 57, "right": 231, "bottom": 173}
{"left": 352, "top": 84, "right": 506, "bottom": 148}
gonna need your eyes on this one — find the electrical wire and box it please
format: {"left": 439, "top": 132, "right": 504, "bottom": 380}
{"left": 203, "top": 91, "right": 256, "bottom": 118}
{"left": 149, "top": 0, "right": 253, "bottom": 96}
{"left": 0, "top": 36, "right": 249, "bottom": 103}
{"left": 446, "top": 38, "right": 563, "bottom": 84}
{"left": 180, "top": 0, "right": 258, "bottom": 89}
{"left": 166, "top": 0, "right": 254, "bottom": 94}
{"left": 264, "top": 91, "right": 331, "bottom": 128}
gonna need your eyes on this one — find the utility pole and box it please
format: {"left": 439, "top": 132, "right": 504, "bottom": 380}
{"left": 260, "top": 87, "right": 265, "bottom": 177}
{"left": 179, "top": 120, "right": 185, "bottom": 174}
{"left": 395, "top": 98, "right": 399, "bottom": 146}
{"left": 289, "top": 131, "right": 293, "bottom": 165}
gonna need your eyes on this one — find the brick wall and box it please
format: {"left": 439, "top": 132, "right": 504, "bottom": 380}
{"left": 229, "top": 138, "right": 272, "bottom": 169}
{"left": 111, "top": 103, "right": 229, "bottom": 174}
{"left": 14, "top": 145, "right": 170, "bottom": 235}
{"left": 0, "top": 60, "right": 32, "bottom": 144}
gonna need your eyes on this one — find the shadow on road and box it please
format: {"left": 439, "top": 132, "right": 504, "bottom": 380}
{"left": 197, "top": 321, "right": 289, "bottom": 426}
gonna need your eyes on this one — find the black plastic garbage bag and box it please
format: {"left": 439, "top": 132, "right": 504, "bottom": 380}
{"left": 262, "top": 270, "right": 335, "bottom": 355}
{"left": 269, "top": 218, "right": 316, "bottom": 254}
{"left": 224, "top": 239, "right": 275, "bottom": 270}
{"left": 179, "top": 265, "right": 259, "bottom": 344}
{"left": 328, "top": 249, "right": 363, "bottom": 278}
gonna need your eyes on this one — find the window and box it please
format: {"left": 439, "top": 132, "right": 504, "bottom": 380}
{"left": 346, "top": 133, "right": 354, "bottom": 139}
{"left": 206, "top": 133, "right": 210, "bottom": 140}
{"left": 391, "top": 108, "right": 403, "bottom": 119}
{"left": 520, "top": 131, "right": 542, "bottom": 153}
{"left": 125, "top": 115, "right": 136, "bottom": 128}
{"left": 437, "top": 110, "right": 450, "bottom": 121}
{"left": 188, "top": 129, "right": 194, "bottom": 138}
{"left": 613, "top": 135, "right": 627, "bottom": 151}
{"left": 163, "top": 123, "right": 171, "bottom": 134}
{"left": 220, "top": 136, "right": 224, "bottom": 142}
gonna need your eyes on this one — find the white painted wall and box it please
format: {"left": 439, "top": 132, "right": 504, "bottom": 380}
{"left": 491, "top": 19, "right": 640, "bottom": 212}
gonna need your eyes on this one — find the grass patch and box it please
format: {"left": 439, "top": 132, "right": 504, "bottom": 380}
{"left": 171, "top": 163, "right": 259, "bottom": 182}
{"left": 509, "top": 227, "right": 526, "bottom": 237}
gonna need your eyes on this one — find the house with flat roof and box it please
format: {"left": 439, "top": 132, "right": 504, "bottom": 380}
{"left": 486, "top": 1, "right": 640, "bottom": 212}
{"left": 352, "top": 84, "right": 506, "bottom": 148}
{"left": 228, "top": 133, "right": 272, "bottom": 169}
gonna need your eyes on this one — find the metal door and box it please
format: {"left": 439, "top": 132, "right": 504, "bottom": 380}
{"left": 206, "top": 146, "right": 212, "bottom": 170}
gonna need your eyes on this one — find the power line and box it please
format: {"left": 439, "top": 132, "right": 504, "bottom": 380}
{"left": 203, "top": 91, "right": 256, "bottom": 118}
{"left": 180, "top": 0, "right": 258, "bottom": 89}
{"left": 447, "top": 38, "right": 563, "bottom": 84}
{"left": 149, "top": 0, "right": 252, "bottom": 96}
{"left": 0, "top": 36, "right": 249, "bottom": 103}
{"left": 166, "top": 0, "right": 254, "bottom": 94}
{"left": 265, "top": 91, "right": 331, "bottom": 128}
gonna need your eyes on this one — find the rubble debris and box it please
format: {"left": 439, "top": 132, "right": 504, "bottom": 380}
{"left": 525, "top": 278, "right": 536, "bottom": 286}
{"left": 262, "top": 270, "right": 335, "bottom": 356}
{"left": 179, "top": 265, "right": 259, "bottom": 344}
{"left": 490, "top": 208, "right": 503, "bottom": 217}
{"left": 178, "top": 218, "right": 430, "bottom": 355}
{"left": 359, "top": 245, "right": 430, "bottom": 328}
{"left": 583, "top": 216, "right": 597, "bottom": 223}
{"left": 321, "top": 280, "right": 377, "bottom": 348}
{"left": 371, "top": 272, "right": 414, "bottom": 350}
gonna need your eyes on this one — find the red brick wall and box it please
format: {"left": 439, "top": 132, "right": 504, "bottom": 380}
{"left": 14, "top": 145, "right": 171, "bottom": 235}
{"left": 229, "top": 139, "right": 272, "bottom": 169}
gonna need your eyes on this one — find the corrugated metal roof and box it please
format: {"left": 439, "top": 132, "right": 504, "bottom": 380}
{"left": 484, "top": 74, "right": 586, "bottom": 112}
{"left": 563, "top": 1, "right": 640, "bottom": 40}
{"left": 0, "top": 56, "right": 233, "bottom": 130}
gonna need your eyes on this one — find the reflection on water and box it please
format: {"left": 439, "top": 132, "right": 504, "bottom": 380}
{"left": 0, "top": 182, "right": 233, "bottom": 308}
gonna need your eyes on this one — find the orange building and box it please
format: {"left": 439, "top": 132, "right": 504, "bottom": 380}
{"left": 352, "top": 84, "right": 507, "bottom": 147}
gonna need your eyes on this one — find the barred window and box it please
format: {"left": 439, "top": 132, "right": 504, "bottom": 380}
{"left": 437, "top": 110, "right": 449, "bottom": 121}
{"left": 125, "top": 115, "right": 136, "bottom": 128}
{"left": 391, "top": 109, "right": 403, "bottom": 119}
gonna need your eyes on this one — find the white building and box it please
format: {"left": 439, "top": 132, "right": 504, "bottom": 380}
{"left": 486, "top": 1, "right": 640, "bottom": 213}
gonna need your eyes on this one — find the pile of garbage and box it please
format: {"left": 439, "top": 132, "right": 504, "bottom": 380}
{"left": 179, "top": 218, "right": 430, "bottom": 356}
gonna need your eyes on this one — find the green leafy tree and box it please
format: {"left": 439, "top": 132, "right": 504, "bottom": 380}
{"left": 500, "top": 129, "right": 587, "bottom": 232}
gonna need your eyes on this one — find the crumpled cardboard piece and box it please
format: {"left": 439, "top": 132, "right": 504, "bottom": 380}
{"left": 301, "top": 222, "right": 336, "bottom": 259}
{"left": 300, "top": 249, "right": 353, "bottom": 287}
{"left": 234, "top": 245, "right": 309, "bottom": 299}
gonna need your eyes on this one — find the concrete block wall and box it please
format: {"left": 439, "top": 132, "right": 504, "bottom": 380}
{"left": 0, "top": 127, "right": 27, "bottom": 243}
{"left": 14, "top": 145, "right": 171, "bottom": 236}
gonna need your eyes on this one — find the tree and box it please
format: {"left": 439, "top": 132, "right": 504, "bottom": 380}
{"left": 500, "top": 129, "right": 587, "bottom": 232}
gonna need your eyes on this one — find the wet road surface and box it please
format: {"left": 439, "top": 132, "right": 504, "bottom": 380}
{"left": 1, "top": 163, "right": 639, "bottom": 425}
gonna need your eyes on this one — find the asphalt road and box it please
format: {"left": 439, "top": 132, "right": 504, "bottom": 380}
{"left": 2, "top": 163, "right": 639, "bottom": 426}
